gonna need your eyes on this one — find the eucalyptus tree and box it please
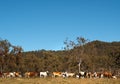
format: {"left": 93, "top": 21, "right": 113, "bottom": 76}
{"left": 0, "top": 39, "right": 11, "bottom": 72}
{"left": 64, "top": 36, "right": 88, "bottom": 72}
{"left": 0, "top": 39, "right": 23, "bottom": 72}
{"left": 11, "top": 46, "right": 24, "bottom": 71}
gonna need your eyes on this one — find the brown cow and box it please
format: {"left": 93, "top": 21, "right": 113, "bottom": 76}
{"left": 103, "top": 72, "right": 112, "bottom": 78}
{"left": 25, "top": 72, "right": 38, "bottom": 78}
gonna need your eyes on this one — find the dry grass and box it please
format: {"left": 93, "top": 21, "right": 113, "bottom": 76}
{"left": 0, "top": 77, "right": 120, "bottom": 84}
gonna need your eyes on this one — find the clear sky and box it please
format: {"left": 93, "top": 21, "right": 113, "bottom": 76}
{"left": 0, "top": 0, "right": 120, "bottom": 51}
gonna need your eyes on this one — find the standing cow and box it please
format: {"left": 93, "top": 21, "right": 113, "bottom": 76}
{"left": 40, "top": 71, "right": 49, "bottom": 78}
{"left": 25, "top": 72, "right": 38, "bottom": 78}
{"left": 52, "top": 72, "right": 62, "bottom": 77}
{"left": 62, "top": 72, "right": 75, "bottom": 78}
{"left": 76, "top": 71, "right": 87, "bottom": 79}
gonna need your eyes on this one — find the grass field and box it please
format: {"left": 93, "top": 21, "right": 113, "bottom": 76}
{"left": 0, "top": 78, "right": 120, "bottom": 84}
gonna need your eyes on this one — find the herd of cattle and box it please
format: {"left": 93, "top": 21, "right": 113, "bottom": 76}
{"left": 0, "top": 71, "right": 118, "bottom": 79}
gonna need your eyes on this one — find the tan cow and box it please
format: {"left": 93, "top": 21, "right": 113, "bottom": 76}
{"left": 52, "top": 72, "right": 62, "bottom": 77}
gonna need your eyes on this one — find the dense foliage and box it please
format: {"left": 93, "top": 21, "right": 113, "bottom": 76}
{"left": 0, "top": 38, "right": 120, "bottom": 74}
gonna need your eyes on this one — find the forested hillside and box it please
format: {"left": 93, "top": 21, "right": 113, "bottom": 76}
{"left": 0, "top": 38, "right": 120, "bottom": 74}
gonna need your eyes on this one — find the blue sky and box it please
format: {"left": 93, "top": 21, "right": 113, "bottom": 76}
{"left": 0, "top": 0, "right": 120, "bottom": 51}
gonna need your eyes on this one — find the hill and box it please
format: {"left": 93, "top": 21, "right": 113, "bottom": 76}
{"left": 0, "top": 39, "right": 120, "bottom": 75}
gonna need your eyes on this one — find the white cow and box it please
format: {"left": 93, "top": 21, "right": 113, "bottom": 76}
{"left": 40, "top": 71, "right": 49, "bottom": 78}
{"left": 62, "top": 72, "right": 75, "bottom": 78}
{"left": 3, "top": 72, "right": 16, "bottom": 78}
{"left": 76, "top": 71, "right": 86, "bottom": 78}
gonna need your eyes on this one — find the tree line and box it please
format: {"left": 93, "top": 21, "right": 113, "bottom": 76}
{"left": 0, "top": 37, "right": 120, "bottom": 74}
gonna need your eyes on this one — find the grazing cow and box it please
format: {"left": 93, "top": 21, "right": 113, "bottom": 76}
{"left": 2, "top": 72, "right": 22, "bottom": 78}
{"left": 40, "top": 71, "right": 49, "bottom": 78}
{"left": 2, "top": 72, "right": 16, "bottom": 78}
{"left": 25, "top": 72, "right": 38, "bottom": 78}
{"left": 52, "top": 72, "right": 62, "bottom": 77}
{"left": 103, "top": 72, "right": 112, "bottom": 78}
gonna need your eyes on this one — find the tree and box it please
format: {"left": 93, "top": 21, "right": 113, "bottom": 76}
{"left": 11, "top": 46, "right": 23, "bottom": 71}
{"left": 0, "top": 39, "right": 11, "bottom": 72}
{"left": 64, "top": 36, "right": 88, "bottom": 72}
{"left": 0, "top": 39, "right": 24, "bottom": 72}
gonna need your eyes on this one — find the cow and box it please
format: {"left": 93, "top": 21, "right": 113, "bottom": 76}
{"left": 25, "top": 72, "right": 38, "bottom": 78}
{"left": 2, "top": 72, "right": 18, "bottom": 78}
{"left": 62, "top": 72, "right": 75, "bottom": 78}
{"left": 2, "top": 72, "right": 9, "bottom": 78}
{"left": 40, "top": 71, "right": 49, "bottom": 78}
{"left": 52, "top": 72, "right": 62, "bottom": 77}
{"left": 103, "top": 71, "right": 112, "bottom": 78}
{"left": 76, "top": 71, "right": 87, "bottom": 79}
{"left": 86, "top": 72, "right": 103, "bottom": 79}
{"left": 96, "top": 72, "right": 104, "bottom": 78}
{"left": 92, "top": 72, "right": 98, "bottom": 78}
{"left": 14, "top": 72, "right": 22, "bottom": 77}
{"left": 86, "top": 72, "right": 92, "bottom": 78}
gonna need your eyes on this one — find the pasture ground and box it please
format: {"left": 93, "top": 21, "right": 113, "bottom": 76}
{"left": 0, "top": 78, "right": 120, "bottom": 84}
